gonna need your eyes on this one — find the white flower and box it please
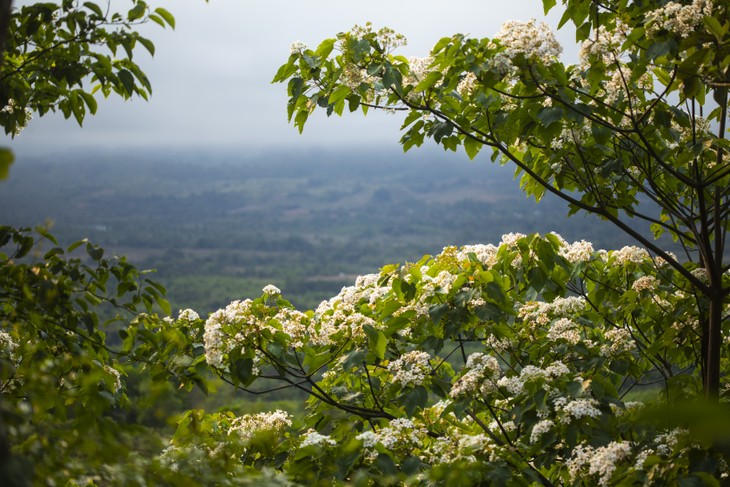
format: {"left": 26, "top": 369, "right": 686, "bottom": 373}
{"left": 228, "top": 410, "right": 292, "bottom": 442}
{"left": 388, "top": 350, "right": 432, "bottom": 387}
{"left": 300, "top": 429, "right": 337, "bottom": 448}
{"left": 547, "top": 318, "right": 582, "bottom": 344}
{"left": 450, "top": 353, "right": 501, "bottom": 398}
{"left": 530, "top": 419, "right": 554, "bottom": 444}
{"left": 494, "top": 19, "right": 562, "bottom": 66}
{"left": 646, "top": 0, "right": 713, "bottom": 38}
{"left": 289, "top": 41, "right": 307, "bottom": 54}
{"left": 356, "top": 430, "right": 378, "bottom": 448}
{"left": 600, "top": 328, "right": 634, "bottom": 357}
{"left": 559, "top": 240, "right": 594, "bottom": 263}
{"left": 557, "top": 397, "right": 602, "bottom": 423}
{"left": 178, "top": 308, "right": 200, "bottom": 322}
{"left": 612, "top": 246, "right": 650, "bottom": 265}
{"left": 631, "top": 275, "right": 657, "bottom": 292}
{"left": 262, "top": 284, "right": 281, "bottom": 295}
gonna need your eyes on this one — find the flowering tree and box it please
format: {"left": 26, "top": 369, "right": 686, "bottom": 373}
{"left": 273, "top": 0, "right": 730, "bottom": 399}
{"left": 136, "top": 0, "right": 730, "bottom": 484}
{"left": 158, "top": 233, "right": 730, "bottom": 484}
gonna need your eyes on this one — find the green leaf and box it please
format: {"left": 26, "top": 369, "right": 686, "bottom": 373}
{"left": 463, "top": 135, "right": 482, "bottom": 160}
{"left": 83, "top": 2, "right": 104, "bottom": 17}
{"left": 328, "top": 85, "right": 350, "bottom": 107}
{"left": 363, "top": 324, "right": 387, "bottom": 360}
{"left": 154, "top": 7, "right": 175, "bottom": 29}
{"left": 117, "top": 69, "right": 136, "bottom": 96}
{"left": 413, "top": 70, "right": 442, "bottom": 93}
{"left": 138, "top": 36, "right": 155, "bottom": 56}
{"left": 128, "top": 2, "right": 147, "bottom": 22}
{"left": 0, "top": 148, "right": 13, "bottom": 180}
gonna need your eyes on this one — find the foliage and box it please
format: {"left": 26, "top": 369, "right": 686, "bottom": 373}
{"left": 163, "top": 233, "right": 730, "bottom": 485}
{"left": 2, "top": 0, "right": 730, "bottom": 484}
{"left": 0, "top": 0, "right": 176, "bottom": 137}
{"left": 273, "top": 0, "right": 730, "bottom": 396}
{"left": 0, "top": 225, "right": 212, "bottom": 485}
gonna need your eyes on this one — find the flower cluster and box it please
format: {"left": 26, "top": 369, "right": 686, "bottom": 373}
{"left": 299, "top": 429, "right": 337, "bottom": 448}
{"left": 646, "top": 0, "right": 713, "bottom": 38}
{"left": 203, "top": 299, "right": 257, "bottom": 368}
{"left": 0, "top": 330, "right": 18, "bottom": 362}
{"left": 450, "top": 353, "right": 502, "bottom": 398}
{"left": 228, "top": 410, "right": 292, "bottom": 443}
{"left": 387, "top": 350, "right": 432, "bottom": 387}
{"left": 610, "top": 245, "right": 650, "bottom": 265}
{"left": 352, "top": 23, "right": 406, "bottom": 51}
{"left": 558, "top": 239, "right": 594, "bottom": 264}
{"left": 567, "top": 441, "right": 632, "bottom": 486}
{"left": 178, "top": 308, "right": 200, "bottom": 322}
{"left": 530, "top": 419, "right": 554, "bottom": 444}
{"left": 578, "top": 23, "right": 628, "bottom": 67}
{"left": 493, "top": 19, "right": 562, "bottom": 73}
{"left": 555, "top": 397, "right": 602, "bottom": 423}
{"left": 518, "top": 296, "right": 586, "bottom": 328}
{"left": 289, "top": 41, "right": 307, "bottom": 54}
{"left": 600, "top": 328, "right": 635, "bottom": 357}
{"left": 0, "top": 98, "right": 33, "bottom": 135}
{"left": 496, "top": 362, "right": 571, "bottom": 396}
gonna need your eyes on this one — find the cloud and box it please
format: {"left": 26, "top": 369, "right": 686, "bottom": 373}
{"left": 8, "top": 0, "right": 571, "bottom": 156}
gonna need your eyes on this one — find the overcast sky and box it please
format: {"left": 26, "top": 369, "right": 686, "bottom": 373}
{"left": 8, "top": 0, "right": 574, "bottom": 157}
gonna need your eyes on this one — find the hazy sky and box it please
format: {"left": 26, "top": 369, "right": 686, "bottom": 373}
{"left": 8, "top": 0, "right": 574, "bottom": 157}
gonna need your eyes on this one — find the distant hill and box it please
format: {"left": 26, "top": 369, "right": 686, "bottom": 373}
{"left": 0, "top": 147, "right": 662, "bottom": 313}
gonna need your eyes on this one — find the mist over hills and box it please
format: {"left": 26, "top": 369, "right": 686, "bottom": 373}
{"left": 1, "top": 147, "right": 645, "bottom": 312}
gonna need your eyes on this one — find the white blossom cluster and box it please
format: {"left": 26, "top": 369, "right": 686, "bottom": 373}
{"left": 228, "top": 410, "right": 292, "bottom": 443}
{"left": 457, "top": 72, "right": 478, "bottom": 97}
{"left": 203, "top": 299, "right": 257, "bottom": 368}
{"left": 568, "top": 441, "right": 632, "bottom": 486}
{"left": 646, "top": 0, "right": 713, "bottom": 38}
{"left": 289, "top": 41, "right": 307, "bottom": 54}
{"left": 654, "top": 427, "right": 688, "bottom": 456}
{"left": 631, "top": 275, "right": 657, "bottom": 292}
{"left": 403, "top": 56, "right": 436, "bottom": 94}
{"left": 450, "top": 353, "right": 502, "bottom": 398}
{"left": 554, "top": 397, "right": 602, "bottom": 423}
{"left": 341, "top": 63, "right": 375, "bottom": 91}
{"left": 529, "top": 419, "right": 554, "bottom": 444}
{"left": 600, "top": 328, "right": 635, "bottom": 357}
{"left": 274, "top": 308, "right": 309, "bottom": 348}
{"left": 547, "top": 318, "right": 582, "bottom": 344}
{"left": 610, "top": 245, "right": 650, "bottom": 265}
{"left": 314, "top": 301, "right": 376, "bottom": 345}
{"left": 348, "top": 23, "right": 406, "bottom": 53}
{"left": 497, "top": 362, "right": 571, "bottom": 396}
{"left": 420, "top": 269, "right": 458, "bottom": 298}
{"left": 380, "top": 418, "right": 427, "bottom": 452}
{"left": 549, "top": 124, "right": 592, "bottom": 151}
{"left": 299, "top": 429, "right": 337, "bottom": 448}
{"left": 518, "top": 296, "right": 586, "bottom": 328}
{"left": 387, "top": 350, "right": 432, "bottom": 387}
{"left": 262, "top": 284, "right": 281, "bottom": 295}
{"left": 578, "top": 23, "right": 628, "bottom": 67}
{"left": 493, "top": 19, "right": 562, "bottom": 73}
{"left": 558, "top": 239, "right": 594, "bottom": 264}
{"left": 603, "top": 66, "right": 653, "bottom": 105}
{"left": 456, "top": 243, "right": 499, "bottom": 268}
{"left": 177, "top": 308, "right": 200, "bottom": 322}
{"left": 0, "top": 98, "right": 33, "bottom": 135}
{"left": 0, "top": 330, "right": 18, "bottom": 362}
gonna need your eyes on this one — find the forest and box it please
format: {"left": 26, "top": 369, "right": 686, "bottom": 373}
{"left": 0, "top": 146, "right": 644, "bottom": 313}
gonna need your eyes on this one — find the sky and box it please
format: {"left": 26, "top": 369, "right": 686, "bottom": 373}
{"left": 8, "top": 0, "right": 574, "bottom": 157}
